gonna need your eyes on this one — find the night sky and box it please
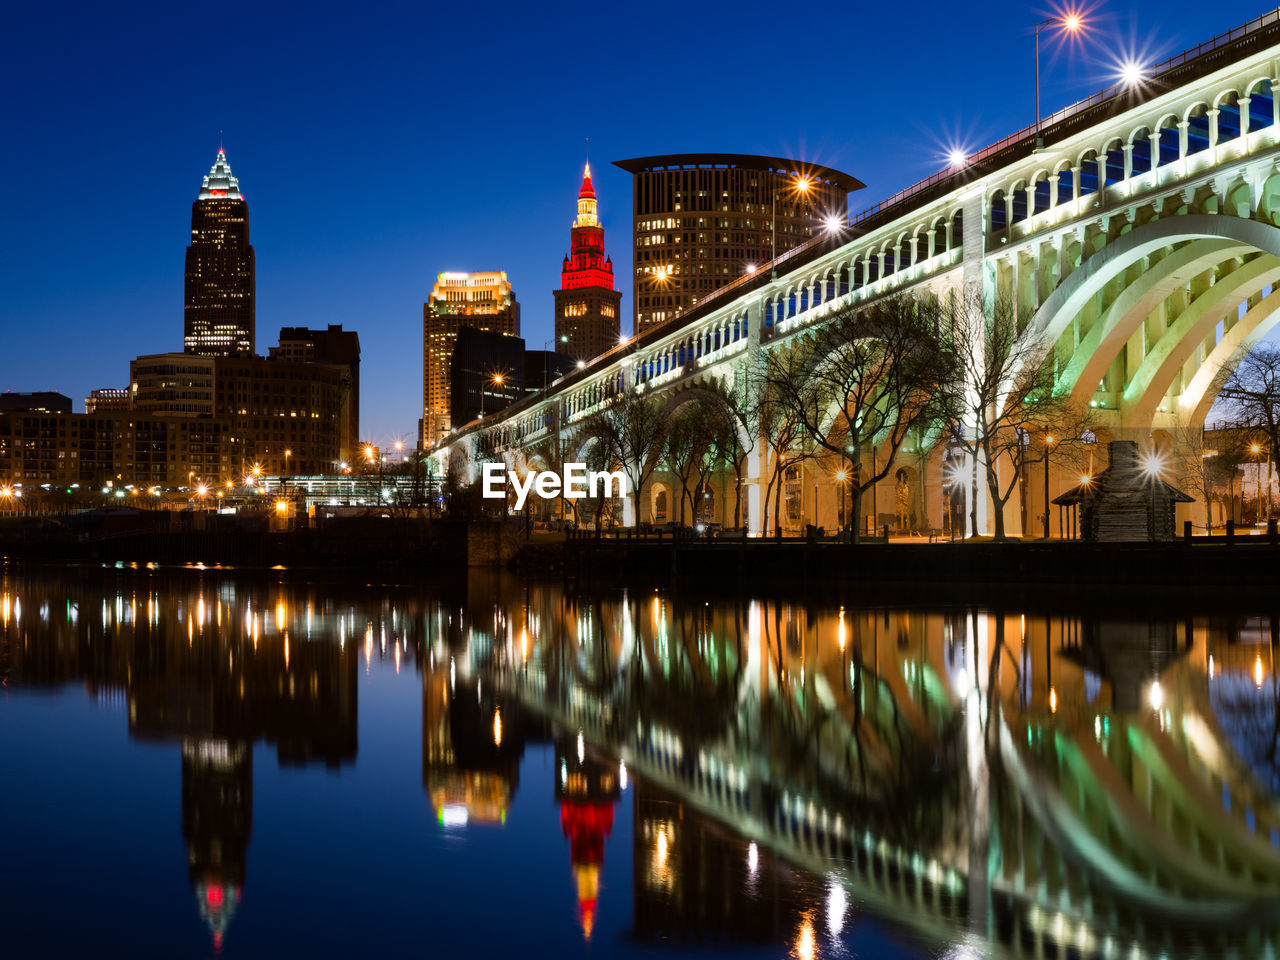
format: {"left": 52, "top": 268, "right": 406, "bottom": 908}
{"left": 1, "top": 0, "right": 1260, "bottom": 442}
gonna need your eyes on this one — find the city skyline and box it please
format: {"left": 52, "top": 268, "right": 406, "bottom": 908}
{"left": 2, "top": 0, "right": 1247, "bottom": 441}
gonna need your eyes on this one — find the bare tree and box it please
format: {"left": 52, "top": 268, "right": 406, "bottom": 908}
{"left": 1168, "top": 421, "right": 1251, "bottom": 531}
{"left": 751, "top": 363, "right": 811, "bottom": 536}
{"left": 662, "top": 403, "right": 709, "bottom": 525}
{"left": 764, "top": 295, "right": 947, "bottom": 542}
{"left": 706, "top": 375, "right": 753, "bottom": 530}
{"left": 939, "top": 295, "right": 1094, "bottom": 541}
{"left": 1218, "top": 346, "right": 1280, "bottom": 487}
{"left": 590, "top": 387, "right": 667, "bottom": 527}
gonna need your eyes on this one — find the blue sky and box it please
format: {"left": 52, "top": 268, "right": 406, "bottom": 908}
{"left": 0, "top": 0, "right": 1261, "bottom": 441}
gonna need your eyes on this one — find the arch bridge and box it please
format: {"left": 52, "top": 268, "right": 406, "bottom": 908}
{"left": 432, "top": 10, "right": 1280, "bottom": 536}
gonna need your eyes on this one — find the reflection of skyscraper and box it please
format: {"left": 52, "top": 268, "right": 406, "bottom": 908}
{"left": 554, "top": 733, "right": 620, "bottom": 940}
{"left": 182, "top": 738, "right": 252, "bottom": 949}
{"left": 631, "top": 779, "right": 797, "bottom": 944}
{"left": 422, "top": 669, "right": 525, "bottom": 827}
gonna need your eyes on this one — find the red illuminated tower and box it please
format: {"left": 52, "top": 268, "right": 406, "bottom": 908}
{"left": 553, "top": 163, "right": 622, "bottom": 362}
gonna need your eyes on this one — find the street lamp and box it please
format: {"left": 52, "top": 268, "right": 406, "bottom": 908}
{"left": 482, "top": 372, "right": 505, "bottom": 417}
{"left": 1034, "top": 12, "right": 1084, "bottom": 150}
{"left": 772, "top": 174, "right": 812, "bottom": 280}
{"left": 835, "top": 469, "right": 847, "bottom": 538}
{"left": 1043, "top": 434, "right": 1056, "bottom": 538}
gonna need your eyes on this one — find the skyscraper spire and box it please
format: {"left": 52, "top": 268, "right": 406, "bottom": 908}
{"left": 574, "top": 163, "right": 598, "bottom": 227}
{"left": 198, "top": 147, "right": 243, "bottom": 200}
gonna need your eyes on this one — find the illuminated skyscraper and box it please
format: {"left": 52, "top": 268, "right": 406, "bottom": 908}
{"left": 553, "top": 163, "right": 621, "bottom": 361}
{"left": 422, "top": 271, "right": 520, "bottom": 447}
{"left": 184, "top": 148, "right": 255, "bottom": 356}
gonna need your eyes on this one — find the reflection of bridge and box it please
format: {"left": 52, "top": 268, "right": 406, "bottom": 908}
{"left": 434, "top": 11, "right": 1280, "bottom": 537}
{"left": 448, "top": 584, "right": 1280, "bottom": 957}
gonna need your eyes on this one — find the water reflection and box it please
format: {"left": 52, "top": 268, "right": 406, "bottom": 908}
{"left": 3, "top": 565, "right": 1280, "bottom": 957}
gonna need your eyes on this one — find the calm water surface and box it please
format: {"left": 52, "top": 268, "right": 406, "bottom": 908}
{"left": 2, "top": 563, "right": 1279, "bottom": 959}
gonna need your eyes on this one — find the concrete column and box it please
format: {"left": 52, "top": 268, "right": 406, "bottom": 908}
{"left": 1122, "top": 143, "right": 1134, "bottom": 186}
{"left": 1048, "top": 173, "right": 1060, "bottom": 210}
{"left": 961, "top": 186, "right": 993, "bottom": 537}
{"left": 1178, "top": 120, "right": 1190, "bottom": 164}
{"left": 1208, "top": 107, "right": 1220, "bottom": 155}
{"left": 1148, "top": 132, "right": 1162, "bottom": 173}
{"left": 1240, "top": 96, "right": 1253, "bottom": 138}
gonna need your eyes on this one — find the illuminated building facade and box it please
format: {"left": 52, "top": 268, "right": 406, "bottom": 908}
{"left": 553, "top": 164, "right": 622, "bottom": 361}
{"left": 422, "top": 271, "right": 520, "bottom": 447}
{"left": 613, "top": 154, "right": 861, "bottom": 333}
{"left": 184, "top": 148, "right": 255, "bottom": 356}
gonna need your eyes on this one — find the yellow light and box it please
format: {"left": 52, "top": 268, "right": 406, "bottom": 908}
{"left": 275, "top": 500, "right": 288, "bottom": 516}
{"left": 1252, "top": 444, "right": 1262, "bottom": 454}
{"left": 1080, "top": 475, "right": 1091, "bottom": 485}
{"left": 1062, "top": 13, "right": 1081, "bottom": 31}
{"left": 1045, "top": 436, "right": 1055, "bottom": 445}
{"left": 225, "top": 479, "right": 233, "bottom": 489}
{"left": 252, "top": 464, "right": 261, "bottom": 476}
{"left": 196, "top": 485, "right": 208, "bottom": 496}
{"left": 837, "top": 607, "right": 847, "bottom": 652}
{"left": 493, "top": 708, "right": 503, "bottom": 747}
{"left": 835, "top": 470, "right": 847, "bottom": 482}
{"left": 492, "top": 373, "right": 505, "bottom": 386}
{"left": 1049, "top": 687, "right": 1058, "bottom": 714}
{"left": 1256, "top": 654, "right": 1265, "bottom": 689}
{"left": 795, "top": 175, "right": 812, "bottom": 192}
{"left": 1149, "top": 680, "right": 1164, "bottom": 711}
{"left": 365, "top": 445, "right": 375, "bottom": 461}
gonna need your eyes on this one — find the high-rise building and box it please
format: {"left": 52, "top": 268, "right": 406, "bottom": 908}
{"left": 553, "top": 163, "right": 622, "bottom": 361}
{"left": 271, "top": 325, "right": 362, "bottom": 451}
{"left": 184, "top": 148, "right": 255, "bottom": 356}
{"left": 612, "top": 154, "right": 863, "bottom": 333}
{"left": 422, "top": 272, "right": 520, "bottom": 447}
{"left": 449, "top": 326, "right": 526, "bottom": 428}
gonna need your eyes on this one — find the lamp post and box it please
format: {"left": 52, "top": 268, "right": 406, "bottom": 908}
{"left": 771, "top": 175, "right": 812, "bottom": 281}
{"left": 1043, "top": 434, "right": 1055, "bottom": 538}
{"left": 1034, "top": 13, "right": 1083, "bottom": 150}
{"left": 835, "top": 470, "right": 847, "bottom": 540}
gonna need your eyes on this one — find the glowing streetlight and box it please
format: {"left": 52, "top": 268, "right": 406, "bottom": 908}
{"left": 577, "top": 360, "right": 586, "bottom": 369}
{"left": 1118, "top": 59, "right": 1146, "bottom": 88}
{"left": 772, "top": 172, "right": 818, "bottom": 280}
{"left": 823, "top": 214, "right": 845, "bottom": 235}
{"left": 947, "top": 147, "right": 969, "bottom": 169}
{"left": 1035, "top": 12, "right": 1085, "bottom": 149}
{"left": 745, "top": 262, "right": 757, "bottom": 275}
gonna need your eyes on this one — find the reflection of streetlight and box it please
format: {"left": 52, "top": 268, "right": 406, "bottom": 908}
{"left": 1034, "top": 12, "right": 1085, "bottom": 149}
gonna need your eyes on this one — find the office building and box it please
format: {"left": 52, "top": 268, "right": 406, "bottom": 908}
{"left": 184, "top": 148, "right": 255, "bottom": 356}
{"left": 271, "top": 325, "right": 362, "bottom": 451}
{"left": 423, "top": 271, "right": 520, "bottom": 447}
{"left": 553, "top": 163, "right": 622, "bottom": 361}
{"left": 449, "top": 326, "right": 525, "bottom": 428}
{"left": 612, "top": 154, "right": 862, "bottom": 332}
{"left": 0, "top": 392, "right": 72, "bottom": 414}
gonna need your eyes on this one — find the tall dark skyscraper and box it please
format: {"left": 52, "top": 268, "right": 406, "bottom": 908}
{"left": 184, "top": 148, "right": 255, "bottom": 356}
